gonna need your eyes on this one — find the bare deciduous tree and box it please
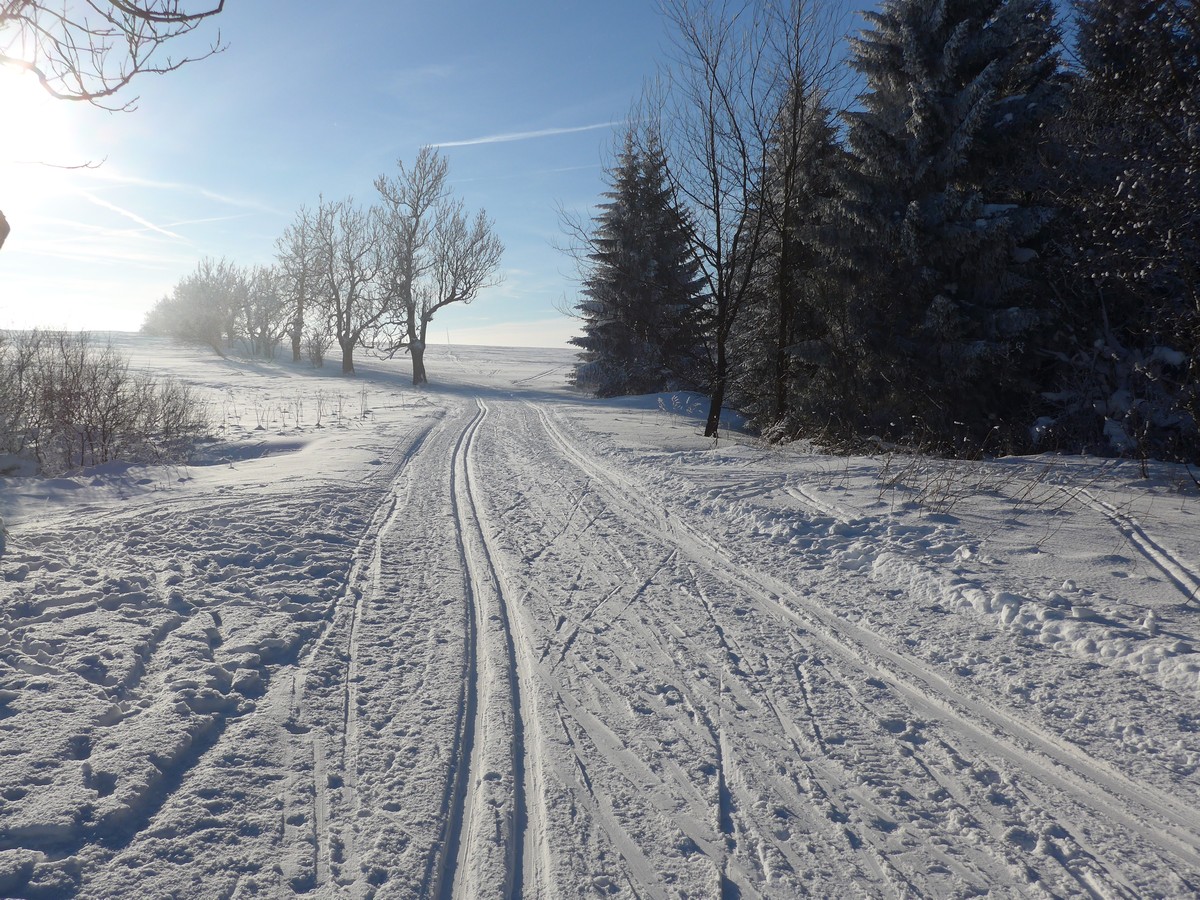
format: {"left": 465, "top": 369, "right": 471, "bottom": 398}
{"left": 237, "top": 264, "right": 287, "bottom": 359}
{"left": 311, "top": 196, "right": 386, "bottom": 375}
{"left": 1, "top": 0, "right": 225, "bottom": 107}
{"left": 375, "top": 148, "right": 503, "bottom": 385}
{"left": 654, "top": 0, "right": 776, "bottom": 437}
{"left": 275, "top": 206, "right": 318, "bottom": 363}
{"left": 1, "top": 0, "right": 225, "bottom": 246}
{"left": 654, "top": 0, "right": 845, "bottom": 437}
{"left": 142, "top": 256, "right": 239, "bottom": 354}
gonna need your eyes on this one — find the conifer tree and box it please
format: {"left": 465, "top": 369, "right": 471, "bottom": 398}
{"left": 570, "top": 132, "right": 708, "bottom": 397}
{"left": 1044, "top": 0, "right": 1199, "bottom": 459}
{"left": 833, "top": 0, "right": 1063, "bottom": 450}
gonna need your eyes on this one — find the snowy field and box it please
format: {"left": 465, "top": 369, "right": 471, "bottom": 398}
{"left": 2, "top": 334, "right": 1199, "bottom": 899}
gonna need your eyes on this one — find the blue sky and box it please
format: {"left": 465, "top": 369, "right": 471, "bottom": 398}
{"left": 0, "top": 1, "right": 678, "bottom": 346}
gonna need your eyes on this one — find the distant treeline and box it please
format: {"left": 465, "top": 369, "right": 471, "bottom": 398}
{"left": 144, "top": 149, "right": 501, "bottom": 386}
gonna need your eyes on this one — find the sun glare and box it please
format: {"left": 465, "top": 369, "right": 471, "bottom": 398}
{"left": 0, "top": 68, "right": 80, "bottom": 165}
{"left": 0, "top": 67, "right": 91, "bottom": 226}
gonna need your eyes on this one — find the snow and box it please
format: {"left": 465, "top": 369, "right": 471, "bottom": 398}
{"left": 1153, "top": 346, "right": 1188, "bottom": 368}
{"left": 2, "top": 333, "right": 1199, "bottom": 898}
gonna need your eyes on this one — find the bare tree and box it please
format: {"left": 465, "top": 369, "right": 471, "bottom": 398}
{"left": 236, "top": 264, "right": 287, "bottom": 358}
{"left": 1, "top": 1, "right": 224, "bottom": 106}
{"left": 375, "top": 148, "right": 503, "bottom": 385}
{"left": 653, "top": 0, "right": 775, "bottom": 437}
{"left": 654, "top": 0, "right": 844, "bottom": 437}
{"left": 276, "top": 205, "right": 317, "bottom": 363}
{"left": 142, "top": 256, "right": 239, "bottom": 354}
{"left": 1, "top": 0, "right": 225, "bottom": 246}
{"left": 311, "top": 196, "right": 385, "bottom": 375}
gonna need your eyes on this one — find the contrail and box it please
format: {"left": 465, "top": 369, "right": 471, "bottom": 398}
{"left": 432, "top": 121, "right": 619, "bottom": 148}
{"left": 78, "top": 191, "right": 187, "bottom": 241}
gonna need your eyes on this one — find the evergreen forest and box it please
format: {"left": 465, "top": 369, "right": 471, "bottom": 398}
{"left": 568, "top": 0, "right": 1199, "bottom": 463}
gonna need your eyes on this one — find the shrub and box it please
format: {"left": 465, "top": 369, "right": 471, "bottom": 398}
{"left": 0, "top": 331, "right": 209, "bottom": 475}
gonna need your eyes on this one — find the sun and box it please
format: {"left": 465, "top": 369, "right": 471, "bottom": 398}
{"left": 0, "top": 67, "right": 80, "bottom": 166}
{"left": 0, "top": 66, "right": 90, "bottom": 221}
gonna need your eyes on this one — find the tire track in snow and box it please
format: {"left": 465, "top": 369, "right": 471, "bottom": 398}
{"left": 531, "top": 402, "right": 1200, "bottom": 890}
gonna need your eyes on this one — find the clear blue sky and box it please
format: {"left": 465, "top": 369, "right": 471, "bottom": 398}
{"left": 1, "top": 1, "right": 681, "bottom": 347}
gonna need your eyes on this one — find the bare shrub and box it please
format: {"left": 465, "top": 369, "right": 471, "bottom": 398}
{"left": 0, "top": 330, "right": 209, "bottom": 474}
{"left": 305, "top": 330, "right": 328, "bottom": 368}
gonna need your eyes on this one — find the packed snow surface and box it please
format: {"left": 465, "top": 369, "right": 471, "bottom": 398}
{"left": 2, "top": 335, "right": 1200, "bottom": 898}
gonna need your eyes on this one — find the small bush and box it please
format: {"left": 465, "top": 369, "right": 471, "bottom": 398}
{"left": 0, "top": 330, "right": 209, "bottom": 475}
{"left": 305, "top": 330, "right": 328, "bottom": 368}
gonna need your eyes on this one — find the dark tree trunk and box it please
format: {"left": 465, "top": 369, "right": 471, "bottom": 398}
{"left": 705, "top": 339, "right": 727, "bottom": 437}
{"left": 340, "top": 339, "right": 355, "bottom": 374}
{"left": 773, "top": 273, "right": 791, "bottom": 424}
{"left": 410, "top": 315, "right": 428, "bottom": 385}
{"left": 291, "top": 322, "right": 303, "bottom": 363}
{"left": 291, "top": 282, "right": 306, "bottom": 362}
{"left": 411, "top": 342, "right": 428, "bottom": 385}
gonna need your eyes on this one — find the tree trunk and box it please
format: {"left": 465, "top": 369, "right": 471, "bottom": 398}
{"left": 411, "top": 341, "right": 428, "bottom": 385}
{"left": 705, "top": 340, "right": 727, "bottom": 438}
{"left": 291, "top": 320, "right": 303, "bottom": 363}
{"left": 773, "top": 256, "right": 792, "bottom": 424}
{"left": 291, "top": 282, "right": 306, "bottom": 362}
{"left": 340, "top": 339, "right": 355, "bottom": 374}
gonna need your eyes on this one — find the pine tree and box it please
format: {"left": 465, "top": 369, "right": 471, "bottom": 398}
{"left": 832, "top": 0, "right": 1063, "bottom": 451}
{"left": 570, "top": 132, "right": 708, "bottom": 397}
{"left": 1044, "top": 0, "right": 1199, "bottom": 460}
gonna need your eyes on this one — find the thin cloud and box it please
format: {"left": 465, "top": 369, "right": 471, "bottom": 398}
{"left": 78, "top": 191, "right": 188, "bottom": 241}
{"left": 17, "top": 238, "right": 196, "bottom": 268}
{"left": 432, "top": 121, "right": 620, "bottom": 148}
{"left": 82, "top": 169, "right": 283, "bottom": 215}
{"left": 161, "top": 213, "right": 257, "bottom": 229}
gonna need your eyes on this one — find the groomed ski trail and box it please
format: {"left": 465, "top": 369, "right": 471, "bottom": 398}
{"left": 528, "top": 400, "right": 1200, "bottom": 896}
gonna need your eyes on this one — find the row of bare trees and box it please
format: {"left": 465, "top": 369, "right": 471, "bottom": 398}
{"left": 145, "top": 149, "right": 503, "bottom": 384}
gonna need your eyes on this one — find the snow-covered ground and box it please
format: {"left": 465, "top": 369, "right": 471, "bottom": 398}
{"left": 2, "top": 334, "right": 1199, "bottom": 899}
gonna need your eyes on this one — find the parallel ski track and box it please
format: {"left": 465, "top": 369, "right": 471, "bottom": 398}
{"left": 1072, "top": 486, "right": 1200, "bottom": 605}
{"left": 439, "top": 398, "right": 546, "bottom": 900}
{"left": 465, "top": 399, "right": 555, "bottom": 900}
{"left": 531, "top": 402, "right": 1200, "bottom": 888}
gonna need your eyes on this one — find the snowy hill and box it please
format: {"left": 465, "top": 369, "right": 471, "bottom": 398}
{"left": 1, "top": 335, "right": 1198, "bottom": 897}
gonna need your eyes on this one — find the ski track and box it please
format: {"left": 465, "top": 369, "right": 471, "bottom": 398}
{"left": 4, "top": 354, "right": 1200, "bottom": 898}
{"left": 445, "top": 399, "right": 524, "bottom": 900}
{"left": 1070, "top": 486, "right": 1200, "bottom": 606}
{"left": 529, "top": 400, "right": 1200, "bottom": 896}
